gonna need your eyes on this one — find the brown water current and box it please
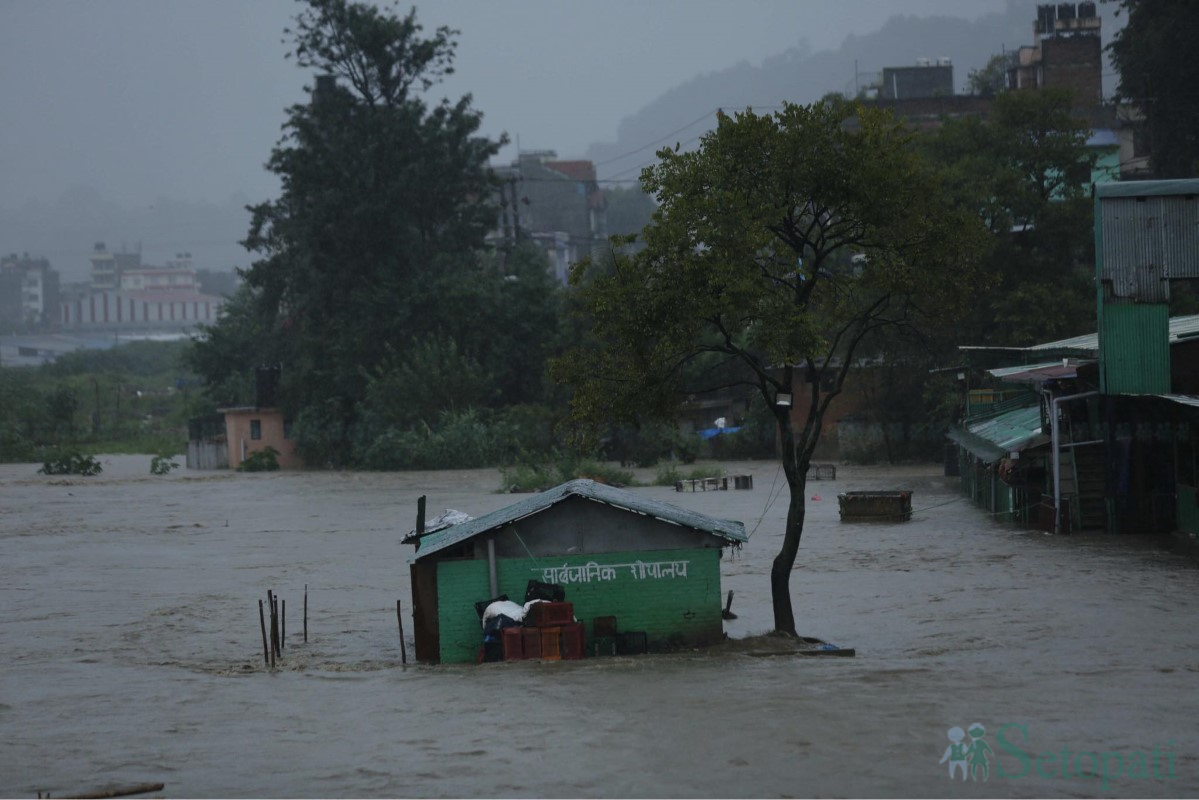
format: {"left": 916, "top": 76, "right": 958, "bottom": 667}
{"left": 2, "top": 456, "right": 1197, "bottom": 798}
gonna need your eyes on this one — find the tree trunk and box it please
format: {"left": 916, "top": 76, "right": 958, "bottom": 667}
{"left": 770, "top": 473, "right": 807, "bottom": 635}
{"left": 770, "top": 389, "right": 809, "bottom": 635}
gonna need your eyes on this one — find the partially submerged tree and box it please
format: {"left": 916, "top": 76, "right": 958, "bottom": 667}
{"left": 554, "top": 99, "right": 988, "bottom": 634}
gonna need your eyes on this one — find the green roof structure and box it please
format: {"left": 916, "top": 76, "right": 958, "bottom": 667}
{"left": 948, "top": 404, "right": 1046, "bottom": 463}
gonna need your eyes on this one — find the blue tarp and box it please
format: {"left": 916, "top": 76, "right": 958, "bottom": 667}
{"left": 697, "top": 426, "right": 741, "bottom": 440}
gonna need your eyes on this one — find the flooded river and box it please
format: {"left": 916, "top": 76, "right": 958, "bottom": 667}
{"left": 2, "top": 457, "right": 1197, "bottom": 797}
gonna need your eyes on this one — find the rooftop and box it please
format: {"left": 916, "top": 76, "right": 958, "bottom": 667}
{"left": 413, "top": 478, "right": 747, "bottom": 560}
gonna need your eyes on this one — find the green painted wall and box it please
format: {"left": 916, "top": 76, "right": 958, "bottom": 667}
{"left": 435, "top": 547, "right": 723, "bottom": 664}
{"left": 1099, "top": 303, "right": 1170, "bottom": 395}
{"left": 1177, "top": 483, "right": 1199, "bottom": 536}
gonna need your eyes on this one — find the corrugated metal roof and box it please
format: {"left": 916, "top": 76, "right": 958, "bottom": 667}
{"left": 1100, "top": 195, "right": 1199, "bottom": 298}
{"left": 987, "top": 364, "right": 1093, "bottom": 386}
{"left": 966, "top": 314, "right": 1199, "bottom": 356}
{"left": 948, "top": 404, "right": 1045, "bottom": 463}
{"left": 1149, "top": 394, "right": 1199, "bottom": 409}
{"left": 1096, "top": 180, "right": 1199, "bottom": 199}
{"left": 413, "top": 479, "right": 748, "bottom": 560}
{"left": 986, "top": 361, "right": 1092, "bottom": 382}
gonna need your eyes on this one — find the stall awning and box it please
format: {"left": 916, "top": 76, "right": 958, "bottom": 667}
{"left": 986, "top": 360, "right": 1093, "bottom": 384}
{"left": 948, "top": 404, "right": 1047, "bottom": 463}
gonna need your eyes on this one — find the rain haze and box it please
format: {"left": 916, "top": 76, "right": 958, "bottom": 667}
{"left": 0, "top": 0, "right": 1078, "bottom": 279}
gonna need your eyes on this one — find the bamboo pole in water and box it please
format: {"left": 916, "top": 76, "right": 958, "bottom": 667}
{"left": 267, "top": 590, "right": 278, "bottom": 666}
{"left": 282, "top": 599, "right": 286, "bottom": 651}
{"left": 258, "top": 599, "right": 269, "bottom": 666}
{"left": 397, "top": 600, "right": 407, "bottom": 664}
{"left": 304, "top": 584, "right": 308, "bottom": 643}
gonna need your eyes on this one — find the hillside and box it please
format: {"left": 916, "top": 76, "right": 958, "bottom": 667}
{"left": 587, "top": 1, "right": 1121, "bottom": 182}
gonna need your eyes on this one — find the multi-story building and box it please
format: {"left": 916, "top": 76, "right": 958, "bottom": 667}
{"left": 493, "top": 151, "right": 608, "bottom": 283}
{"left": 66, "top": 243, "right": 222, "bottom": 332}
{"left": 1007, "top": 2, "right": 1103, "bottom": 106}
{"left": 0, "top": 253, "right": 60, "bottom": 328}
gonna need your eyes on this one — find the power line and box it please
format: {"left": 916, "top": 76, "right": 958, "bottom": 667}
{"left": 593, "top": 108, "right": 723, "bottom": 168}
{"left": 591, "top": 103, "right": 793, "bottom": 176}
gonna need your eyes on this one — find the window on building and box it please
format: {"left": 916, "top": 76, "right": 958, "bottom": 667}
{"left": 250, "top": 420, "right": 262, "bottom": 440}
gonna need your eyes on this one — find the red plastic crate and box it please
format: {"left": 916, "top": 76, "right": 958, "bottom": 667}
{"left": 521, "top": 627, "right": 542, "bottom": 659}
{"left": 592, "top": 615, "right": 617, "bottom": 638}
{"left": 540, "top": 626, "right": 562, "bottom": 661}
{"left": 561, "top": 621, "right": 586, "bottom": 660}
{"left": 527, "top": 601, "right": 574, "bottom": 627}
{"left": 501, "top": 627, "right": 524, "bottom": 661}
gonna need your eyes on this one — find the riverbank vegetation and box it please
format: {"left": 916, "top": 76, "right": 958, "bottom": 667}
{"left": 0, "top": 340, "right": 199, "bottom": 463}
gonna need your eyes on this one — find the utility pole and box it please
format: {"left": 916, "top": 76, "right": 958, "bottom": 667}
{"left": 510, "top": 176, "right": 522, "bottom": 243}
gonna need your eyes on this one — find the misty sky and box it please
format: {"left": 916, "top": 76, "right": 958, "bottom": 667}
{"left": 1, "top": 0, "right": 1014, "bottom": 214}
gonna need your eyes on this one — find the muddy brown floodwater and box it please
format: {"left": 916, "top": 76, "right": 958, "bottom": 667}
{"left": 2, "top": 456, "right": 1197, "bottom": 798}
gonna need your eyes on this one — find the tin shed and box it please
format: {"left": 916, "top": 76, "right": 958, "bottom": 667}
{"left": 408, "top": 479, "right": 747, "bottom": 664}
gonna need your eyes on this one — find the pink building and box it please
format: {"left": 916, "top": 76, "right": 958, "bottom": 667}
{"left": 221, "top": 407, "right": 303, "bottom": 470}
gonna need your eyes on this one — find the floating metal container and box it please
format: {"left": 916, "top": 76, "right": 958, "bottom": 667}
{"left": 837, "top": 491, "right": 913, "bottom": 522}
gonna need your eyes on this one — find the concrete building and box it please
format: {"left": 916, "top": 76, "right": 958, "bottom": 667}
{"left": 59, "top": 290, "right": 223, "bottom": 330}
{"left": 220, "top": 407, "right": 301, "bottom": 471}
{"left": 880, "top": 58, "right": 954, "bottom": 100}
{"left": 187, "top": 366, "right": 301, "bottom": 471}
{"left": 0, "top": 254, "right": 60, "bottom": 329}
{"left": 1007, "top": 2, "right": 1103, "bottom": 106}
{"left": 493, "top": 152, "right": 607, "bottom": 282}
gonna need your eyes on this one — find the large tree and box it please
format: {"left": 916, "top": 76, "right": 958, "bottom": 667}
{"left": 1109, "top": 0, "right": 1199, "bottom": 178}
{"left": 188, "top": 0, "right": 505, "bottom": 463}
{"left": 925, "top": 88, "right": 1096, "bottom": 346}
{"left": 553, "top": 99, "right": 988, "bottom": 634}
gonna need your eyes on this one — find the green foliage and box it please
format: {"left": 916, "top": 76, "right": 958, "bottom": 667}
{"left": 186, "top": 2, "right": 573, "bottom": 462}
{"left": 236, "top": 0, "right": 502, "bottom": 423}
{"left": 183, "top": 285, "right": 274, "bottom": 409}
{"left": 552, "top": 98, "right": 988, "bottom": 633}
{"left": 602, "top": 422, "right": 696, "bottom": 468}
{"left": 499, "top": 457, "right": 636, "bottom": 492}
{"left": 924, "top": 88, "right": 1096, "bottom": 346}
{"left": 499, "top": 463, "right": 560, "bottom": 493}
{"left": 238, "top": 446, "right": 281, "bottom": 472}
{"left": 150, "top": 454, "right": 180, "bottom": 475}
{"left": 39, "top": 450, "right": 102, "bottom": 476}
{"left": 1, "top": 340, "right": 197, "bottom": 463}
{"left": 44, "top": 340, "right": 190, "bottom": 378}
{"left": 604, "top": 185, "right": 657, "bottom": 243}
{"left": 351, "top": 404, "right": 562, "bottom": 470}
{"left": 555, "top": 98, "right": 986, "bottom": 450}
{"left": 560, "top": 458, "right": 635, "bottom": 487}
{"left": 355, "top": 408, "right": 514, "bottom": 470}
{"left": 86, "top": 435, "right": 187, "bottom": 456}
{"left": 360, "top": 335, "right": 498, "bottom": 431}
{"left": 1109, "top": 0, "right": 1199, "bottom": 178}
{"left": 966, "top": 52, "right": 1016, "bottom": 98}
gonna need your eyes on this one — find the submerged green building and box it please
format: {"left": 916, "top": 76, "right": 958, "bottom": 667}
{"left": 408, "top": 479, "right": 747, "bottom": 664}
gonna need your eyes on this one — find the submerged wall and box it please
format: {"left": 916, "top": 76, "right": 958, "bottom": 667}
{"left": 434, "top": 547, "right": 723, "bottom": 664}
